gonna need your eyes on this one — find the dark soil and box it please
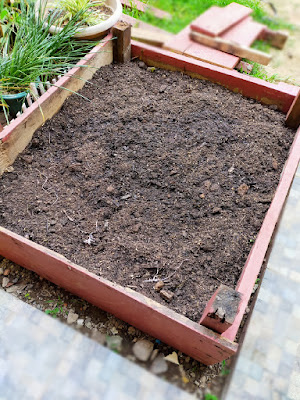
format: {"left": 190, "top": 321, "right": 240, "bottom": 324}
{"left": 0, "top": 62, "right": 295, "bottom": 322}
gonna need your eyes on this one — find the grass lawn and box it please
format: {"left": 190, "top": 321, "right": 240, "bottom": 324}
{"left": 123, "top": 0, "right": 295, "bottom": 83}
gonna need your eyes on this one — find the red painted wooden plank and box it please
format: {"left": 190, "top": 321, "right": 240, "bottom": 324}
{"left": 164, "top": 27, "right": 239, "bottom": 69}
{"left": 132, "top": 40, "right": 299, "bottom": 113}
{"left": 191, "top": 3, "right": 252, "bottom": 37}
{"left": 286, "top": 90, "right": 300, "bottom": 129}
{"left": 163, "top": 26, "right": 193, "bottom": 54}
{"left": 222, "top": 126, "right": 300, "bottom": 341}
{"left": 222, "top": 17, "right": 265, "bottom": 47}
{"left": 184, "top": 41, "right": 239, "bottom": 69}
{"left": 120, "top": 0, "right": 171, "bottom": 20}
{"left": 0, "top": 227, "right": 237, "bottom": 365}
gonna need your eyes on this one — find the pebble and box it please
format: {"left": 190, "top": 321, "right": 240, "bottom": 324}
{"left": 150, "top": 348, "right": 159, "bottom": 361}
{"left": 106, "top": 335, "right": 123, "bottom": 352}
{"left": 138, "top": 61, "right": 147, "bottom": 69}
{"left": 128, "top": 326, "right": 136, "bottom": 335}
{"left": 132, "top": 339, "right": 154, "bottom": 362}
{"left": 238, "top": 183, "right": 249, "bottom": 196}
{"left": 106, "top": 185, "right": 115, "bottom": 193}
{"left": 154, "top": 280, "right": 164, "bottom": 292}
{"left": 77, "top": 318, "right": 84, "bottom": 326}
{"left": 67, "top": 312, "right": 79, "bottom": 324}
{"left": 0, "top": 267, "right": 3, "bottom": 275}
{"left": 150, "top": 354, "right": 168, "bottom": 374}
{"left": 3, "top": 269, "right": 10, "bottom": 276}
{"left": 85, "top": 321, "right": 92, "bottom": 329}
{"left": 160, "top": 289, "right": 174, "bottom": 302}
{"left": 2, "top": 277, "right": 9, "bottom": 288}
{"left": 164, "top": 351, "right": 179, "bottom": 365}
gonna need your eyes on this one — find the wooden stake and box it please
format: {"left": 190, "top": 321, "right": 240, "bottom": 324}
{"left": 112, "top": 22, "right": 131, "bottom": 63}
{"left": 286, "top": 91, "right": 300, "bottom": 129}
{"left": 190, "top": 31, "right": 272, "bottom": 65}
{"left": 262, "top": 28, "right": 289, "bottom": 49}
{"left": 131, "top": 27, "right": 172, "bottom": 47}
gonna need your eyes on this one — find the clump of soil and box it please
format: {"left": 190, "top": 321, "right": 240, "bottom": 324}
{"left": 0, "top": 62, "right": 295, "bottom": 322}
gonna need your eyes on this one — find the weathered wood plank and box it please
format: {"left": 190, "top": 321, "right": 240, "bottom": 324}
{"left": 286, "top": 91, "right": 300, "bottom": 129}
{"left": 191, "top": 3, "right": 252, "bottom": 37}
{"left": 131, "top": 27, "right": 172, "bottom": 47}
{"left": 190, "top": 31, "right": 272, "bottom": 65}
{"left": 0, "top": 226, "right": 237, "bottom": 365}
{"left": 112, "top": 21, "right": 131, "bottom": 63}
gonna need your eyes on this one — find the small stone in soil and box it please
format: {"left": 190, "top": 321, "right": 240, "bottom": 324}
{"left": 164, "top": 351, "right": 179, "bottom": 365}
{"left": 0, "top": 268, "right": 3, "bottom": 275}
{"left": 106, "top": 185, "right": 115, "bottom": 193}
{"left": 128, "top": 326, "right": 136, "bottom": 335}
{"left": 77, "top": 318, "right": 84, "bottom": 326}
{"left": 150, "top": 354, "right": 168, "bottom": 374}
{"left": 133, "top": 339, "right": 154, "bottom": 362}
{"left": 154, "top": 280, "right": 164, "bottom": 292}
{"left": 67, "top": 311, "right": 79, "bottom": 324}
{"left": 2, "top": 277, "right": 9, "bottom": 288}
{"left": 106, "top": 335, "right": 123, "bottom": 352}
{"left": 237, "top": 183, "right": 249, "bottom": 196}
{"left": 160, "top": 289, "right": 174, "bottom": 302}
{"left": 65, "top": 310, "right": 78, "bottom": 325}
{"left": 3, "top": 269, "right": 10, "bottom": 276}
{"left": 150, "top": 348, "right": 159, "bottom": 361}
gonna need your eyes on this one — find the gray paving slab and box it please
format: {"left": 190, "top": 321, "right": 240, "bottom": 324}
{"left": 224, "top": 162, "right": 300, "bottom": 400}
{"left": 0, "top": 289, "right": 195, "bottom": 400}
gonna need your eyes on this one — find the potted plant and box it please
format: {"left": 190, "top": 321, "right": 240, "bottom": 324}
{"left": 37, "top": 0, "right": 122, "bottom": 40}
{"left": 0, "top": 0, "right": 96, "bottom": 119}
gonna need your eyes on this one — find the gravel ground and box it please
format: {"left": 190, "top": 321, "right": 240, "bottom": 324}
{"left": 0, "top": 257, "right": 229, "bottom": 398}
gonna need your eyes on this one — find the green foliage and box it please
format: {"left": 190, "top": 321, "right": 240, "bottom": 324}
{"left": 0, "top": 0, "right": 96, "bottom": 99}
{"left": 53, "top": 0, "right": 108, "bottom": 26}
{"left": 45, "top": 297, "right": 66, "bottom": 318}
{"left": 140, "top": 0, "right": 294, "bottom": 34}
{"left": 221, "top": 360, "right": 230, "bottom": 376}
{"left": 204, "top": 394, "right": 219, "bottom": 400}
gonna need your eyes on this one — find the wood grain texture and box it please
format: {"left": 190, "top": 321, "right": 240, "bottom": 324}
{"left": 112, "top": 21, "right": 131, "bottom": 63}
{"left": 286, "top": 91, "right": 300, "bottom": 128}
{"left": 190, "top": 31, "right": 272, "bottom": 65}
{"left": 190, "top": 3, "right": 252, "bottom": 37}
{"left": 131, "top": 27, "right": 172, "bottom": 47}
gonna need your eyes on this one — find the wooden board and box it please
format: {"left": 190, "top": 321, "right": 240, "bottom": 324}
{"left": 0, "top": 37, "right": 113, "bottom": 175}
{"left": 0, "top": 226, "right": 237, "bottom": 365}
{"left": 164, "top": 16, "right": 265, "bottom": 70}
{"left": 164, "top": 27, "right": 239, "bottom": 70}
{"left": 286, "top": 91, "right": 300, "bottom": 129}
{"left": 131, "top": 27, "right": 172, "bottom": 47}
{"left": 222, "top": 17, "right": 265, "bottom": 47}
{"left": 190, "top": 3, "right": 252, "bottom": 37}
{"left": 190, "top": 31, "right": 272, "bottom": 65}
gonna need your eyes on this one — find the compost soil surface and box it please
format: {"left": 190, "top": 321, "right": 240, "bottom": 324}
{"left": 0, "top": 62, "right": 295, "bottom": 322}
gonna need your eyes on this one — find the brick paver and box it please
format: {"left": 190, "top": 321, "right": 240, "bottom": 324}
{"left": 0, "top": 289, "right": 194, "bottom": 400}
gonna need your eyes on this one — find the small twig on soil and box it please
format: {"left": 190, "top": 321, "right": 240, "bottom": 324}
{"left": 63, "top": 209, "right": 75, "bottom": 222}
{"left": 37, "top": 170, "right": 59, "bottom": 206}
{"left": 144, "top": 260, "right": 187, "bottom": 283}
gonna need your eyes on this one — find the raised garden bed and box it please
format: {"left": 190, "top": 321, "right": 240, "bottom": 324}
{"left": 1, "top": 33, "right": 300, "bottom": 366}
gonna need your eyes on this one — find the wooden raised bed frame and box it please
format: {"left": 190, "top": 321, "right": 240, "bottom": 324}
{"left": 1, "top": 35, "right": 300, "bottom": 365}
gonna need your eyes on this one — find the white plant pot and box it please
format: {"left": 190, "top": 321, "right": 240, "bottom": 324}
{"left": 37, "top": 0, "right": 122, "bottom": 40}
